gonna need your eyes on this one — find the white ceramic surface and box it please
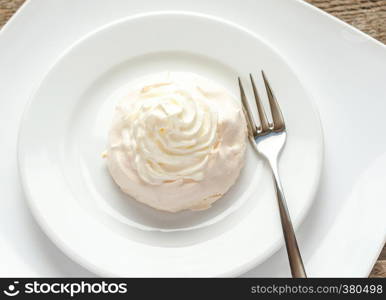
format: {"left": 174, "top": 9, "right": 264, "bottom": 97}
{"left": 18, "top": 12, "right": 322, "bottom": 277}
{"left": 1, "top": 0, "right": 385, "bottom": 277}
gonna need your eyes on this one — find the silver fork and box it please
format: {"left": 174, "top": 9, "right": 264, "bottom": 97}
{"left": 238, "top": 71, "right": 307, "bottom": 278}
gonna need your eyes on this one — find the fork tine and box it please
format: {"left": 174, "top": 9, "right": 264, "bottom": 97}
{"left": 262, "top": 71, "right": 285, "bottom": 130}
{"left": 249, "top": 74, "right": 270, "bottom": 132}
{"left": 238, "top": 77, "right": 258, "bottom": 137}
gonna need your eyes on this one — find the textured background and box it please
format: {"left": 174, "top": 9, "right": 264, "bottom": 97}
{"left": 0, "top": 0, "right": 385, "bottom": 277}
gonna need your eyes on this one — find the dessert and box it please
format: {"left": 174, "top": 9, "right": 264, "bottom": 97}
{"left": 106, "top": 72, "right": 247, "bottom": 212}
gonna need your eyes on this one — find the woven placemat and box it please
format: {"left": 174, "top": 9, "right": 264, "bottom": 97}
{"left": 0, "top": 0, "right": 23, "bottom": 27}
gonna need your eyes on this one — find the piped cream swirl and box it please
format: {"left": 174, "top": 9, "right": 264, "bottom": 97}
{"left": 123, "top": 81, "right": 218, "bottom": 184}
{"left": 106, "top": 72, "right": 247, "bottom": 212}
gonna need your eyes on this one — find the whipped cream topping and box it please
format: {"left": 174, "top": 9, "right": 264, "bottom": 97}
{"left": 106, "top": 72, "right": 247, "bottom": 212}
{"left": 124, "top": 81, "right": 218, "bottom": 185}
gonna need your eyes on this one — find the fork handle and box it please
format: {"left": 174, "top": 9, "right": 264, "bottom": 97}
{"left": 269, "top": 160, "right": 307, "bottom": 278}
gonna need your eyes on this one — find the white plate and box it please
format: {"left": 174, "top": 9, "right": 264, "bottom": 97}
{"left": 2, "top": 0, "right": 385, "bottom": 277}
{"left": 18, "top": 12, "right": 323, "bottom": 277}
